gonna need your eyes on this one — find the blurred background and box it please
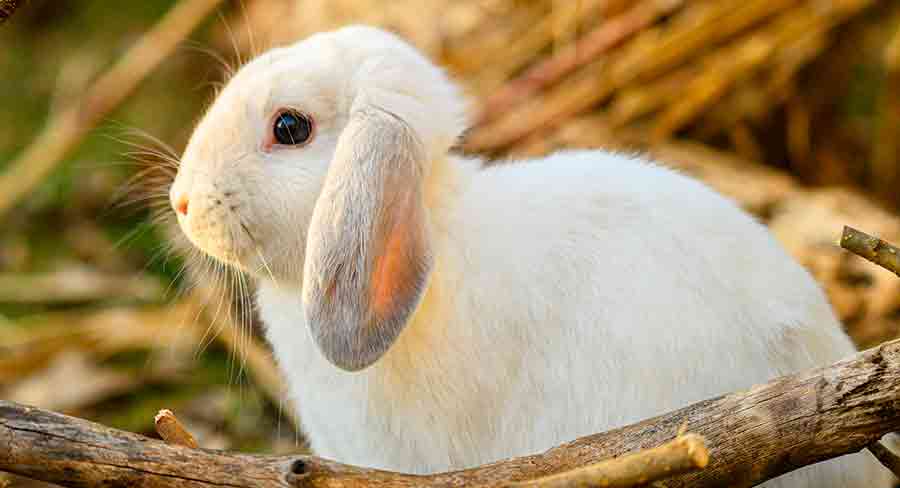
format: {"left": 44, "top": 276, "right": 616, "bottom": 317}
{"left": 0, "top": 0, "right": 899, "bottom": 486}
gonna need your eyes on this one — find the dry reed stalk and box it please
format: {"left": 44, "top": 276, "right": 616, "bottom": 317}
{"left": 464, "top": 58, "right": 615, "bottom": 153}
{"left": 465, "top": 0, "right": 801, "bottom": 152}
{"left": 652, "top": 35, "right": 775, "bottom": 139}
{"left": 693, "top": 1, "right": 863, "bottom": 144}
{"left": 0, "top": 0, "right": 226, "bottom": 219}
{"left": 727, "top": 121, "right": 766, "bottom": 163}
{"left": 609, "top": 0, "right": 798, "bottom": 86}
{"left": 444, "top": 1, "right": 550, "bottom": 76}
{"left": 886, "top": 19, "right": 900, "bottom": 71}
{"left": 786, "top": 90, "right": 813, "bottom": 171}
{"left": 872, "top": 15, "right": 900, "bottom": 201}
{"left": 607, "top": 65, "right": 697, "bottom": 126}
{"left": 652, "top": 0, "right": 874, "bottom": 139}
{"left": 700, "top": 23, "right": 828, "bottom": 137}
{"left": 667, "top": 11, "right": 829, "bottom": 140}
{"left": 766, "top": 24, "right": 829, "bottom": 94}
{"left": 468, "top": 0, "right": 608, "bottom": 96}
{"left": 475, "top": 0, "right": 682, "bottom": 123}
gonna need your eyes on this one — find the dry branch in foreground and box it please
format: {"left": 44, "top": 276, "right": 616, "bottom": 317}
{"left": 842, "top": 226, "right": 900, "bottom": 278}
{"left": 3, "top": 336, "right": 900, "bottom": 487}
{"left": 506, "top": 433, "right": 709, "bottom": 488}
{"left": 154, "top": 409, "right": 709, "bottom": 488}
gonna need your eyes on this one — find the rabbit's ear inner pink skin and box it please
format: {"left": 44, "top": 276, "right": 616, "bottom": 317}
{"left": 302, "top": 106, "right": 432, "bottom": 372}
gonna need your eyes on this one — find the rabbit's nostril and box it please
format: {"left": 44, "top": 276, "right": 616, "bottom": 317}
{"left": 174, "top": 195, "right": 189, "bottom": 216}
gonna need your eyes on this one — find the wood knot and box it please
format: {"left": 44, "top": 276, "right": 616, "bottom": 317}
{"left": 291, "top": 459, "right": 307, "bottom": 475}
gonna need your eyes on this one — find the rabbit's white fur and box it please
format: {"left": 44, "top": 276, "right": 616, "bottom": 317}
{"left": 171, "top": 25, "right": 892, "bottom": 486}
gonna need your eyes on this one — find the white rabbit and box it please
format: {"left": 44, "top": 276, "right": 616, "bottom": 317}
{"left": 168, "top": 25, "right": 892, "bottom": 486}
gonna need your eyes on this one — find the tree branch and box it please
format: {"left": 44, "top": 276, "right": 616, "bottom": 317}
{"left": 3, "top": 335, "right": 900, "bottom": 487}
{"left": 841, "top": 226, "right": 900, "bottom": 278}
{"left": 506, "top": 433, "right": 709, "bottom": 488}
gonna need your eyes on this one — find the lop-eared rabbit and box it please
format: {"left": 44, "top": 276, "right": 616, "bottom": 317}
{"left": 168, "top": 25, "right": 891, "bottom": 486}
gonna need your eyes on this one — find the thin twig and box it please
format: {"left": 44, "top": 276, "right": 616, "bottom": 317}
{"left": 0, "top": 0, "right": 226, "bottom": 219}
{"left": 505, "top": 433, "right": 709, "bottom": 488}
{"left": 475, "top": 0, "right": 683, "bottom": 125}
{"left": 840, "top": 226, "right": 900, "bottom": 278}
{"left": 154, "top": 409, "right": 199, "bottom": 448}
{"left": 841, "top": 224, "right": 900, "bottom": 477}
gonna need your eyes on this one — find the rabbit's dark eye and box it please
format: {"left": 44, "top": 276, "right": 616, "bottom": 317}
{"left": 273, "top": 110, "right": 313, "bottom": 146}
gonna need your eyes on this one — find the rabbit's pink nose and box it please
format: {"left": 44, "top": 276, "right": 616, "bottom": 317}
{"left": 173, "top": 194, "right": 189, "bottom": 216}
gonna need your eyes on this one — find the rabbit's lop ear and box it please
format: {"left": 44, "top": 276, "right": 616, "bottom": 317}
{"left": 302, "top": 106, "right": 432, "bottom": 372}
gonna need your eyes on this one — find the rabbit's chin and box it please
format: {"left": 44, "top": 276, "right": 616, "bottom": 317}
{"left": 177, "top": 219, "right": 251, "bottom": 272}
{"left": 201, "top": 238, "right": 306, "bottom": 287}
{"left": 189, "top": 239, "right": 250, "bottom": 272}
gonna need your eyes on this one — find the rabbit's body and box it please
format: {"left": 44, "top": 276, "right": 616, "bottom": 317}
{"left": 259, "top": 151, "right": 885, "bottom": 485}
{"left": 169, "top": 25, "right": 890, "bottom": 486}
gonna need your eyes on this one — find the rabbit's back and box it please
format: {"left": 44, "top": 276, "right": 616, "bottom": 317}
{"left": 258, "top": 150, "right": 888, "bottom": 485}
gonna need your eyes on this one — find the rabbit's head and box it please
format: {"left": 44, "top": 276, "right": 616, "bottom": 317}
{"left": 170, "top": 25, "right": 467, "bottom": 371}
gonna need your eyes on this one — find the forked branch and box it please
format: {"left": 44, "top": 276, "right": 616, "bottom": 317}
{"left": 3, "top": 335, "right": 900, "bottom": 487}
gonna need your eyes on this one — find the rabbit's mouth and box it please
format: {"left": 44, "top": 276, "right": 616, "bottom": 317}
{"left": 168, "top": 167, "right": 304, "bottom": 285}
{"left": 179, "top": 211, "right": 251, "bottom": 269}
{"left": 172, "top": 182, "right": 258, "bottom": 272}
